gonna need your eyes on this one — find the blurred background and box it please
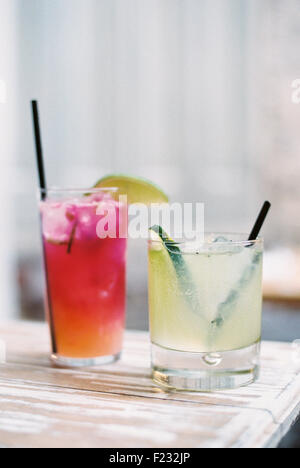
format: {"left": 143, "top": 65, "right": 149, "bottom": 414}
{"left": 0, "top": 0, "right": 299, "bottom": 447}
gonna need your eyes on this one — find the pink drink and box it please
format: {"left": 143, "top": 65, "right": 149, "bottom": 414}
{"left": 40, "top": 189, "right": 127, "bottom": 366}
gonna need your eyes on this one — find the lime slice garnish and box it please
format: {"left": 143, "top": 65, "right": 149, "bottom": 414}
{"left": 94, "top": 174, "right": 169, "bottom": 204}
{"left": 150, "top": 225, "right": 185, "bottom": 271}
{"left": 149, "top": 225, "right": 204, "bottom": 319}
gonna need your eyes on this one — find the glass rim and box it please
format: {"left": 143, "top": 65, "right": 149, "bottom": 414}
{"left": 149, "top": 232, "right": 264, "bottom": 248}
{"left": 39, "top": 186, "right": 119, "bottom": 196}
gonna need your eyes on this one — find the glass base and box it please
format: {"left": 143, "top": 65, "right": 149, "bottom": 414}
{"left": 51, "top": 352, "right": 121, "bottom": 368}
{"left": 151, "top": 341, "right": 260, "bottom": 392}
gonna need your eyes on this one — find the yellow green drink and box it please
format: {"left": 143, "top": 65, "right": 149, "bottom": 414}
{"left": 148, "top": 229, "right": 263, "bottom": 391}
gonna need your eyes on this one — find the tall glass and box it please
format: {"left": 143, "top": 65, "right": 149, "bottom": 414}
{"left": 148, "top": 233, "right": 263, "bottom": 391}
{"left": 39, "top": 187, "right": 127, "bottom": 367}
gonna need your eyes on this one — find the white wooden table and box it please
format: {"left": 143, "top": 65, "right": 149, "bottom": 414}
{"left": 0, "top": 321, "right": 299, "bottom": 448}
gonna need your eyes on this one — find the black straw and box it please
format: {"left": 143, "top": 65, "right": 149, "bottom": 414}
{"left": 248, "top": 201, "right": 271, "bottom": 241}
{"left": 31, "top": 100, "right": 57, "bottom": 354}
{"left": 31, "top": 100, "right": 47, "bottom": 200}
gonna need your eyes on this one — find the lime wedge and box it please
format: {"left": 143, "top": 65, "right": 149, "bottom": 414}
{"left": 150, "top": 225, "right": 185, "bottom": 272}
{"left": 149, "top": 225, "right": 203, "bottom": 318}
{"left": 94, "top": 174, "right": 169, "bottom": 204}
{"left": 149, "top": 227, "right": 184, "bottom": 334}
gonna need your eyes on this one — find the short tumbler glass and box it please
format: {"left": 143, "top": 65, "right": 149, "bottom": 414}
{"left": 148, "top": 233, "right": 263, "bottom": 391}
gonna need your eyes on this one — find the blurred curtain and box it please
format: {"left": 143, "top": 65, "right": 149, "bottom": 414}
{"left": 17, "top": 0, "right": 255, "bottom": 230}
{"left": 1, "top": 0, "right": 299, "bottom": 320}
{"left": 246, "top": 0, "right": 300, "bottom": 245}
{"left": 0, "top": 0, "right": 18, "bottom": 318}
{"left": 14, "top": 0, "right": 255, "bottom": 323}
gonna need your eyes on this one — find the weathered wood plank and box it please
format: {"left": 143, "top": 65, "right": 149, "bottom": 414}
{"left": 0, "top": 378, "right": 275, "bottom": 448}
{"left": 0, "top": 321, "right": 298, "bottom": 448}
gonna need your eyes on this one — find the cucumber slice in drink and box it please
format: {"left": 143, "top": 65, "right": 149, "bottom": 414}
{"left": 149, "top": 225, "right": 203, "bottom": 318}
{"left": 212, "top": 250, "right": 262, "bottom": 328}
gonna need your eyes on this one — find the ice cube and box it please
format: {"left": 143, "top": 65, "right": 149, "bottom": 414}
{"left": 213, "top": 236, "right": 230, "bottom": 243}
{"left": 210, "top": 235, "right": 242, "bottom": 255}
{"left": 41, "top": 193, "right": 121, "bottom": 245}
{"left": 41, "top": 201, "right": 76, "bottom": 244}
{"left": 78, "top": 198, "right": 121, "bottom": 241}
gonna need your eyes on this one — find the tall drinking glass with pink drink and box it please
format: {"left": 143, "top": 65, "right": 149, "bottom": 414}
{"left": 39, "top": 187, "right": 127, "bottom": 367}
